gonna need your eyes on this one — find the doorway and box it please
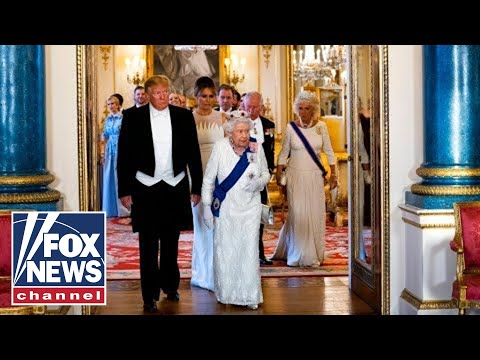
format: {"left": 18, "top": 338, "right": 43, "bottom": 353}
{"left": 76, "top": 45, "right": 390, "bottom": 314}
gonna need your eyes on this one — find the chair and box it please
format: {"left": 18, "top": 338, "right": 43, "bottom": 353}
{"left": 450, "top": 201, "right": 480, "bottom": 315}
{"left": 0, "top": 210, "right": 41, "bottom": 315}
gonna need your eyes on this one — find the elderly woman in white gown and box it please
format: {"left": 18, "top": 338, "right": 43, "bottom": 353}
{"left": 201, "top": 111, "right": 270, "bottom": 310}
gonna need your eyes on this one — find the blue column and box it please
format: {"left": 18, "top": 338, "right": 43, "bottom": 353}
{"left": 0, "top": 45, "right": 60, "bottom": 210}
{"left": 406, "top": 45, "right": 480, "bottom": 208}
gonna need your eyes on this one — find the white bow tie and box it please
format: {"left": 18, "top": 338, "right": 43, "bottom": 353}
{"left": 152, "top": 110, "right": 167, "bottom": 118}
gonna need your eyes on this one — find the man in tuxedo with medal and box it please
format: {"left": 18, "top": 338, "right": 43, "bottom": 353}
{"left": 244, "top": 91, "right": 275, "bottom": 265}
{"left": 117, "top": 75, "right": 203, "bottom": 312}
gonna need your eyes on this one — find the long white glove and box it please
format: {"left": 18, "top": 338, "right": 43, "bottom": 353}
{"left": 243, "top": 179, "right": 264, "bottom": 193}
{"left": 202, "top": 204, "right": 214, "bottom": 229}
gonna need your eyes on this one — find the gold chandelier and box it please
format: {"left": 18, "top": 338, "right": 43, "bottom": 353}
{"left": 293, "top": 45, "right": 346, "bottom": 86}
{"left": 224, "top": 54, "right": 246, "bottom": 87}
{"left": 125, "top": 55, "right": 146, "bottom": 86}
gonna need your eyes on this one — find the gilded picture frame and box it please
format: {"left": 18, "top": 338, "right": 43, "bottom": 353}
{"left": 146, "top": 45, "right": 228, "bottom": 99}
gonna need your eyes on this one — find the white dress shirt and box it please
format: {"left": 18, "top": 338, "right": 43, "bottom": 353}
{"left": 135, "top": 104, "right": 185, "bottom": 187}
{"left": 219, "top": 106, "right": 233, "bottom": 113}
{"left": 250, "top": 116, "right": 265, "bottom": 144}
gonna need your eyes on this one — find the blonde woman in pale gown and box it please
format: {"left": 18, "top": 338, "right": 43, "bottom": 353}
{"left": 272, "top": 91, "right": 337, "bottom": 267}
{"left": 190, "top": 76, "right": 226, "bottom": 291}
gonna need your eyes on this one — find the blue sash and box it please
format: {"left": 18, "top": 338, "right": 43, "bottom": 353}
{"left": 211, "top": 137, "right": 256, "bottom": 217}
{"left": 290, "top": 121, "right": 328, "bottom": 178}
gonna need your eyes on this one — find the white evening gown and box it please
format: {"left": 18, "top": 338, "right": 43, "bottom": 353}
{"left": 272, "top": 121, "right": 336, "bottom": 267}
{"left": 202, "top": 138, "right": 270, "bottom": 307}
{"left": 190, "top": 111, "right": 224, "bottom": 291}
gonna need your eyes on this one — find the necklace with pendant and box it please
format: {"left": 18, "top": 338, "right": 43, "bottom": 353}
{"left": 299, "top": 118, "right": 313, "bottom": 129}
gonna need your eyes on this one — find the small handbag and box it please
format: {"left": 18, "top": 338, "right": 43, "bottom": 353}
{"left": 279, "top": 171, "right": 287, "bottom": 186}
{"left": 261, "top": 204, "right": 274, "bottom": 225}
{"left": 261, "top": 187, "right": 274, "bottom": 225}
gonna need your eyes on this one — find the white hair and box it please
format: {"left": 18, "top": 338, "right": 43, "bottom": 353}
{"left": 223, "top": 117, "right": 253, "bottom": 134}
{"left": 293, "top": 91, "right": 320, "bottom": 116}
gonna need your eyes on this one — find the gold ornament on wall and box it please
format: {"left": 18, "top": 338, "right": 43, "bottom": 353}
{"left": 261, "top": 45, "right": 273, "bottom": 68}
{"left": 99, "top": 46, "right": 112, "bottom": 71}
{"left": 264, "top": 97, "right": 273, "bottom": 120}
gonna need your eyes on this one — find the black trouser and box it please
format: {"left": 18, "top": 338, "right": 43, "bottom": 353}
{"left": 259, "top": 186, "right": 268, "bottom": 260}
{"left": 133, "top": 179, "right": 188, "bottom": 303}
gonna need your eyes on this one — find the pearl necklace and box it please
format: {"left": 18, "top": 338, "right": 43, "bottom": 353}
{"left": 299, "top": 117, "right": 313, "bottom": 129}
{"left": 229, "top": 137, "right": 245, "bottom": 157}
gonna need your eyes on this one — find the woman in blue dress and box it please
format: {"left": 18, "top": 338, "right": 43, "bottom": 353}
{"left": 101, "top": 94, "right": 129, "bottom": 218}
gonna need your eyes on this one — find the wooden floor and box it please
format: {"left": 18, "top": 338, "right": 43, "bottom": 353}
{"left": 94, "top": 276, "right": 375, "bottom": 315}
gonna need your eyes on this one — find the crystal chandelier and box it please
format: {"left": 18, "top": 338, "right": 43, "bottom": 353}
{"left": 293, "top": 45, "right": 346, "bottom": 86}
{"left": 174, "top": 45, "right": 218, "bottom": 51}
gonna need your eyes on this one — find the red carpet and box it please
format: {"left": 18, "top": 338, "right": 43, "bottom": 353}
{"left": 107, "top": 212, "right": 348, "bottom": 280}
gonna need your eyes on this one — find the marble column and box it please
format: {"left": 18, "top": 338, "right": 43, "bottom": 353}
{"left": 400, "top": 46, "right": 480, "bottom": 314}
{"left": 406, "top": 45, "right": 480, "bottom": 209}
{"left": 0, "top": 45, "right": 60, "bottom": 210}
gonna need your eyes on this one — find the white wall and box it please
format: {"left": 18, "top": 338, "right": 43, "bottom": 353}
{"left": 45, "top": 45, "right": 79, "bottom": 211}
{"left": 230, "top": 45, "right": 258, "bottom": 94}
{"left": 388, "top": 45, "right": 424, "bottom": 314}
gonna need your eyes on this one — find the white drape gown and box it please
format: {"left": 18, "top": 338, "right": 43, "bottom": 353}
{"left": 202, "top": 138, "right": 270, "bottom": 307}
{"left": 272, "top": 121, "right": 336, "bottom": 267}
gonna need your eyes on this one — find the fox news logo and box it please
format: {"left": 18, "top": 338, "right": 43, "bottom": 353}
{"left": 11, "top": 212, "right": 106, "bottom": 306}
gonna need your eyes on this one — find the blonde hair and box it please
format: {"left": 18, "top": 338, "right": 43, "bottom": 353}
{"left": 144, "top": 75, "right": 171, "bottom": 92}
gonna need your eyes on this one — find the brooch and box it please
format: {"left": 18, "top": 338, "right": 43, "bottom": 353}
{"left": 265, "top": 128, "right": 274, "bottom": 137}
{"left": 213, "top": 198, "right": 220, "bottom": 210}
{"left": 316, "top": 126, "right": 322, "bottom": 135}
{"left": 248, "top": 153, "right": 257, "bottom": 163}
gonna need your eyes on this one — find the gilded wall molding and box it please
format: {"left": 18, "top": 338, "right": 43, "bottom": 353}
{"left": 417, "top": 167, "right": 480, "bottom": 177}
{"left": 402, "top": 217, "right": 455, "bottom": 229}
{"left": 77, "top": 45, "right": 99, "bottom": 212}
{"left": 286, "top": 46, "right": 294, "bottom": 125}
{"left": 98, "top": 46, "right": 112, "bottom": 71}
{"left": 77, "top": 45, "right": 88, "bottom": 211}
{"left": 264, "top": 97, "right": 273, "bottom": 120}
{"left": 411, "top": 184, "right": 480, "bottom": 195}
{"left": 400, "top": 289, "right": 455, "bottom": 310}
{"left": 399, "top": 205, "right": 453, "bottom": 216}
{"left": 0, "top": 174, "right": 54, "bottom": 185}
{"left": 0, "top": 306, "right": 35, "bottom": 315}
{"left": 381, "top": 45, "right": 391, "bottom": 315}
{"left": 261, "top": 45, "right": 273, "bottom": 68}
{"left": 0, "top": 190, "right": 61, "bottom": 203}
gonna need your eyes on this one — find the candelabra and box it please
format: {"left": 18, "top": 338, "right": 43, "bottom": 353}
{"left": 125, "top": 56, "right": 146, "bottom": 86}
{"left": 293, "top": 45, "right": 345, "bottom": 86}
{"left": 224, "top": 54, "right": 246, "bottom": 87}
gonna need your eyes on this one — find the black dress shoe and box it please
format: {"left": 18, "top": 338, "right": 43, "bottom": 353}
{"left": 143, "top": 300, "right": 157, "bottom": 312}
{"left": 166, "top": 291, "right": 180, "bottom": 301}
{"left": 260, "top": 258, "right": 273, "bottom": 265}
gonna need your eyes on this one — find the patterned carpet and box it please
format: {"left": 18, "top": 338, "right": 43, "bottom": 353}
{"left": 107, "top": 212, "right": 349, "bottom": 280}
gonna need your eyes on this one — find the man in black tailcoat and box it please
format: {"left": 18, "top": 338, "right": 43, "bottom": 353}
{"left": 117, "top": 75, "right": 203, "bottom": 312}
